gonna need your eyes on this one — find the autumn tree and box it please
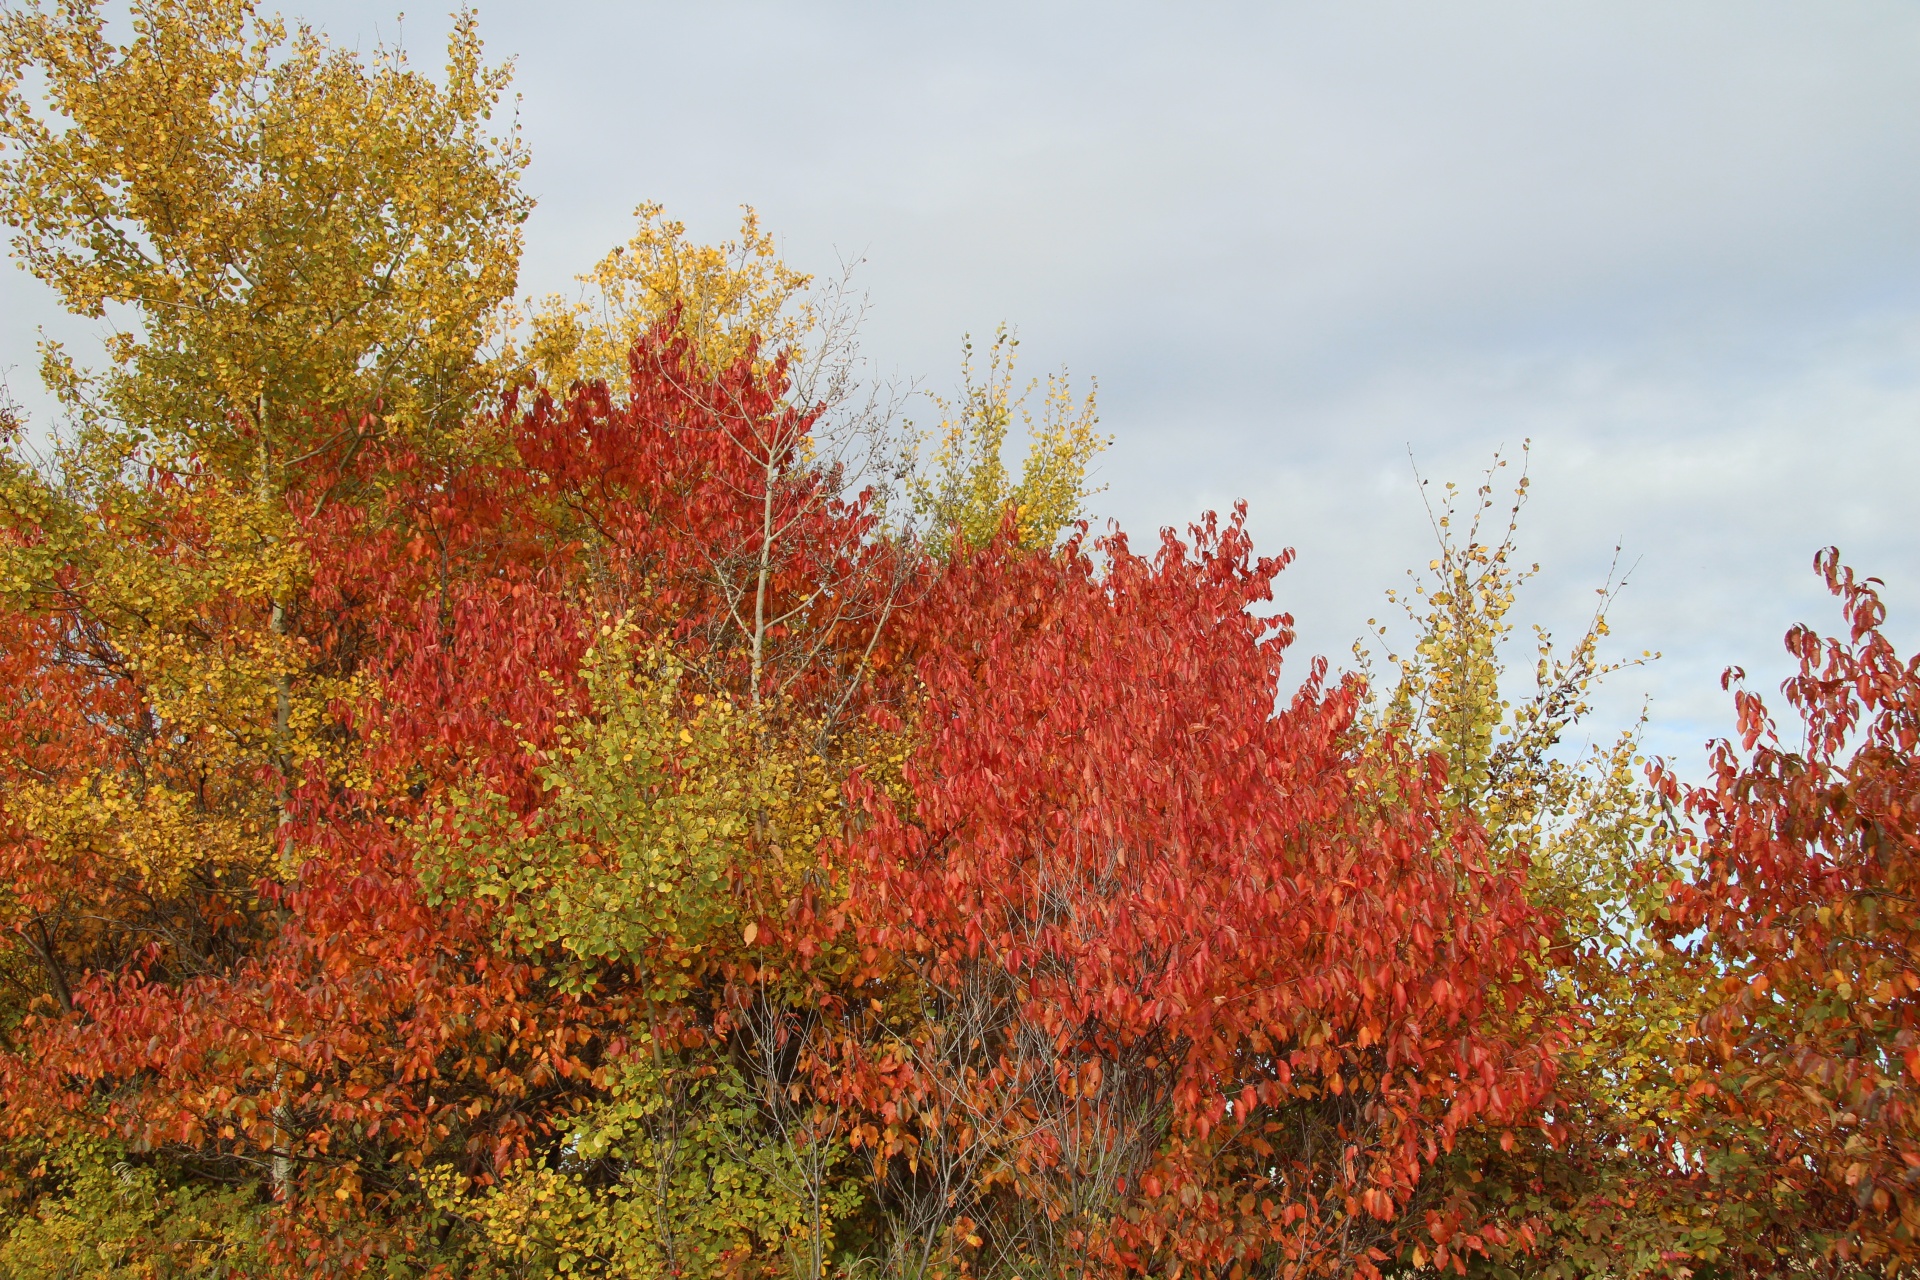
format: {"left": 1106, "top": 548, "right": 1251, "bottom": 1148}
{"left": 1659, "top": 551, "right": 1920, "bottom": 1271}
{"left": 0, "top": 0, "right": 535, "bottom": 1268}
{"left": 0, "top": 0, "right": 528, "bottom": 472}
{"left": 9, "top": 6, "right": 1867, "bottom": 1280}
{"left": 392, "top": 318, "right": 919, "bottom": 1278}
{"left": 1350, "top": 454, "right": 1782, "bottom": 1278}
{"left": 911, "top": 325, "right": 1106, "bottom": 557}
{"left": 0, "top": 4, "right": 1114, "bottom": 1261}
{"left": 0, "top": 0, "right": 531, "bottom": 997}
{"left": 833, "top": 508, "right": 1559, "bottom": 1280}
{"left": 525, "top": 202, "right": 814, "bottom": 389}
{"left": 0, "top": 0, "right": 530, "bottom": 1005}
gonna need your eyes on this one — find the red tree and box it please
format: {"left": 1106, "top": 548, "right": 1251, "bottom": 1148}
{"left": 843, "top": 511, "right": 1558, "bottom": 1278}
{"left": 1663, "top": 550, "right": 1920, "bottom": 1267}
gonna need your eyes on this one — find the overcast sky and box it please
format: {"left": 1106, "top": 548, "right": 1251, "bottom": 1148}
{"left": 4, "top": 1, "right": 1917, "bottom": 768}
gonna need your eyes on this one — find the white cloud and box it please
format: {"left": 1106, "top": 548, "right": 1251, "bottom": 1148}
{"left": 5, "top": 0, "right": 1916, "bottom": 770}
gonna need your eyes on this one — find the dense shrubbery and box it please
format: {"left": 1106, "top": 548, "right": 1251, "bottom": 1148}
{"left": 0, "top": 4, "right": 1914, "bottom": 1276}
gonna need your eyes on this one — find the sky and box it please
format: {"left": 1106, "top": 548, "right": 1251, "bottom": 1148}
{"left": 4, "top": 1, "right": 1918, "bottom": 769}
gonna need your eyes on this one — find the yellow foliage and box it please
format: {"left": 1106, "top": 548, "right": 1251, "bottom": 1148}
{"left": 0, "top": 1139, "right": 267, "bottom": 1277}
{"left": 0, "top": 455, "right": 357, "bottom": 891}
{"left": 0, "top": 0, "right": 529, "bottom": 478}
{"left": 420, "top": 619, "right": 889, "bottom": 1279}
{"left": 1362, "top": 448, "right": 1653, "bottom": 868}
{"left": 9, "top": 773, "right": 254, "bottom": 900}
{"left": 426, "top": 614, "right": 899, "bottom": 991}
{"left": 912, "top": 326, "right": 1107, "bottom": 556}
{"left": 0, "top": 0, "right": 495, "bottom": 1024}
{"left": 524, "top": 203, "right": 813, "bottom": 389}
{"left": 426, "top": 624, "right": 767, "bottom": 997}
{"left": 1361, "top": 449, "right": 1724, "bottom": 1266}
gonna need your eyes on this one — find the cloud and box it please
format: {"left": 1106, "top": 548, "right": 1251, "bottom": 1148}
{"left": 5, "top": 0, "right": 1916, "bottom": 770}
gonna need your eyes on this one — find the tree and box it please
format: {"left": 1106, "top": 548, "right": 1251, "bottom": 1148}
{"left": 525, "top": 202, "right": 813, "bottom": 390}
{"left": 0, "top": 9, "right": 1656, "bottom": 1279}
{"left": 843, "top": 509, "right": 1557, "bottom": 1279}
{"left": 399, "top": 326, "right": 916, "bottom": 1279}
{"left": 0, "top": 0, "right": 531, "bottom": 1028}
{"left": 910, "top": 326, "right": 1106, "bottom": 557}
{"left": 0, "top": 2, "right": 540, "bottom": 1268}
{"left": 1356, "top": 454, "right": 1772, "bottom": 1278}
{"left": 1661, "top": 551, "right": 1920, "bottom": 1270}
{"left": 0, "top": 11, "right": 1114, "bottom": 1253}
{"left": 0, "top": 0, "right": 529, "bottom": 476}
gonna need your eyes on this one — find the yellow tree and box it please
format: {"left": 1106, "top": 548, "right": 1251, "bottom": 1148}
{"left": 0, "top": 0, "right": 529, "bottom": 479}
{"left": 1359, "top": 452, "right": 1740, "bottom": 1276}
{"left": 0, "top": 0, "right": 530, "bottom": 916}
{"left": 911, "top": 325, "right": 1106, "bottom": 556}
{"left": 527, "top": 207, "right": 1109, "bottom": 564}
{"left": 525, "top": 202, "right": 813, "bottom": 389}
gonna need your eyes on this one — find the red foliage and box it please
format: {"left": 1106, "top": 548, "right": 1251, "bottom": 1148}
{"left": 0, "top": 326, "right": 902, "bottom": 1268}
{"left": 0, "top": 324, "right": 1566, "bottom": 1275}
{"left": 1663, "top": 550, "right": 1920, "bottom": 1265}
{"left": 844, "top": 511, "right": 1557, "bottom": 1277}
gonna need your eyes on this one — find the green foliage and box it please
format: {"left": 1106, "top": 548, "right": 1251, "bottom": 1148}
{"left": 423, "top": 624, "right": 761, "bottom": 1000}
{"left": 0, "top": 1140, "right": 267, "bottom": 1278}
{"left": 427, "top": 1051, "right": 865, "bottom": 1280}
